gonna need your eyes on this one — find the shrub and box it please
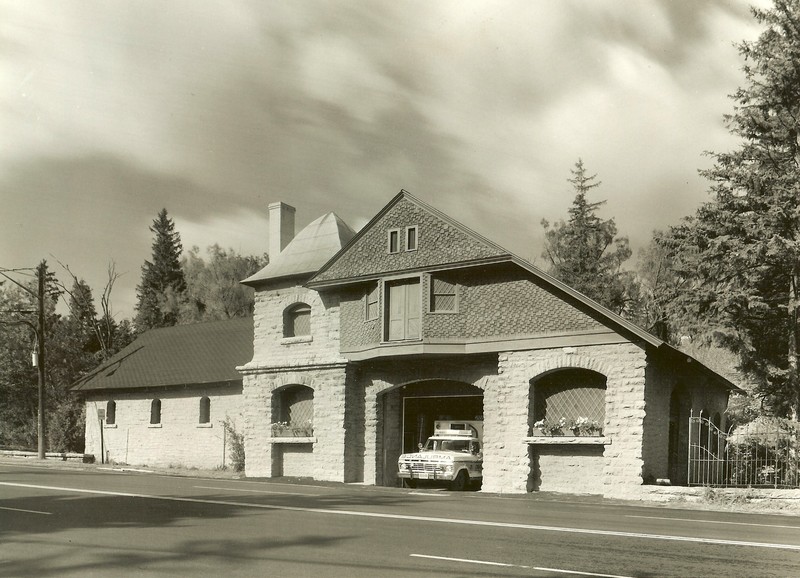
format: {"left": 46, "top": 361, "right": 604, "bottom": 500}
{"left": 222, "top": 417, "right": 245, "bottom": 472}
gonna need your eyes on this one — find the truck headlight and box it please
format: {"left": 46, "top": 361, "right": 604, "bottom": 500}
{"left": 398, "top": 462, "right": 409, "bottom": 471}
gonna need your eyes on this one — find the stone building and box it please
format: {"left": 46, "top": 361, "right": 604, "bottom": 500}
{"left": 74, "top": 317, "right": 252, "bottom": 469}
{"left": 239, "top": 191, "right": 741, "bottom": 497}
{"left": 76, "top": 191, "right": 739, "bottom": 496}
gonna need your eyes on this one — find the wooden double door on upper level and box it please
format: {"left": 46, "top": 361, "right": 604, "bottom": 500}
{"left": 386, "top": 278, "right": 420, "bottom": 341}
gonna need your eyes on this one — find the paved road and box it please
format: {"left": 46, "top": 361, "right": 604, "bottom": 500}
{"left": 1, "top": 462, "right": 799, "bottom": 577}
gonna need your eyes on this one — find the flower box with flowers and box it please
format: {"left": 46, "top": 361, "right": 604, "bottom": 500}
{"left": 270, "top": 422, "right": 314, "bottom": 438}
{"left": 531, "top": 417, "right": 603, "bottom": 437}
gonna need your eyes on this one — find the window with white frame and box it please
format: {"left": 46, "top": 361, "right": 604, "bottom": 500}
{"left": 405, "top": 226, "right": 418, "bottom": 251}
{"left": 366, "top": 283, "right": 379, "bottom": 321}
{"left": 388, "top": 229, "right": 400, "bottom": 254}
{"left": 106, "top": 400, "right": 116, "bottom": 425}
{"left": 150, "top": 399, "right": 162, "bottom": 425}
{"left": 199, "top": 396, "right": 211, "bottom": 424}
{"left": 430, "top": 276, "right": 457, "bottom": 313}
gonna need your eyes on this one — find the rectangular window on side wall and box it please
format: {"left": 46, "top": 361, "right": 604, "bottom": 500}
{"left": 405, "top": 226, "right": 418, "bottom": 251}
{"left": 388, "top": 229, "right": 400, "bottom": 254}
{"left": 430, "top": 276, "right": 457, "bottom": 313}
{"left": 366, "top": 283, "right": 379, "bottom": 321}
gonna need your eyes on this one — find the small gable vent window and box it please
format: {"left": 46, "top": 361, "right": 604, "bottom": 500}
{"left": 284, "top": 303, "right": 311, "bottom": 338}
{"left": 430, "top": 277, "right": 457, "bottom": 313}
{"left": 150, "top": 399, "right": 161, "bottom": 425}
{"left": 406, "top": 226, "right": 418, "bottom": 251}
{"left": 106, "top": 400, "right": 116, "bottom": 425}
{"left": 199, "top": 396, "right": 211, "bottom": 424}
{"left": 388, "top": 229, "right": 400, "bottom": 254}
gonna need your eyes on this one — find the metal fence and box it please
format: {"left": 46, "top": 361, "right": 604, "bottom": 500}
{"left": 688, "top": 412, "right": 800, "bottom": 488}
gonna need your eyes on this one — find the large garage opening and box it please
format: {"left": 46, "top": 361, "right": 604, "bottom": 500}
{"left": 379, "top": 380, "right": 483, "bottom": 486}
{"left": 402, "top": 385, "right": 483, "bottom": 452}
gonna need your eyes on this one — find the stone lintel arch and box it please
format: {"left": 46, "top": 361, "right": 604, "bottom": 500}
{"left": 271, "top": 373, "right": 317, "bottom": 392}
{"left": 527, "top": 354, "right": 611, "bottom": 384}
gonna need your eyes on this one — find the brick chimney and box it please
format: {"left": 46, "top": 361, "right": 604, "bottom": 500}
{"left": 268, "top": 202, "right": 296, "bottom": 257}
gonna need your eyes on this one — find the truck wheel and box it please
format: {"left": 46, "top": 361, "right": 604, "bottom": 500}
{"left": 450, "top": 471, "right": 469, "bottom": 491}
{"left": 403, "top": 479, "right": 418, "bottom": 489}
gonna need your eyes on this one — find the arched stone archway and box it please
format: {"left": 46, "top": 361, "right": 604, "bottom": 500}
{"left": 375, "top": 379, "right": 484, "bottom": 487}
{"left": 527, "top": 368, "right": 608, "bottom": 493}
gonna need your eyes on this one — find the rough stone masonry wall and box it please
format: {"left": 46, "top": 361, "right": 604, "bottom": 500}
{"left": 84, "top": 384, "right": 243, "bottom": 469}
{"left": 242, "top": 280, "right": 354, "bottom": 481}
{"left": 241, "top": 365, "right": 350, "bottom": 481}
{"left": 492, "top": 343, "right": 647, "bottom": 496}
{"left": 250, "top": 281, "right": 345, "bottom": 367}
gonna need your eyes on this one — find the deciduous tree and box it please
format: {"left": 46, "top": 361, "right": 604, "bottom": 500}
{"left": 179, "top": 244, "right": 266, "bottom": 323}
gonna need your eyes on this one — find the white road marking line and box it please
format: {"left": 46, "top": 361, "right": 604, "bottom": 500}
{"left": 194, "top": 485, "right": 320, "bottom": 497}
{"left": 0, "top": 505, "right": 52, "bottom": 515}
{"left": 2, "top": 481, "right": 800, "bottom": 552}
{"left": 626, "top": 514, "right": 800, "bottom": 530}
{"left": 410, "top": 554, "right": 633, "bottom": 578}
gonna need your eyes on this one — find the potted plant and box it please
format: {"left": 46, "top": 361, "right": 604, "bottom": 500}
{"left": 570, "top": 417, "right": 603, "bottom": 436}
{"left": 531, "top": 417, "right": 568, "bottom": 436}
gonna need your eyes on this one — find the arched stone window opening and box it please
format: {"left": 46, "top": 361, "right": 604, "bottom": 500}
{"left": 529, "top": 369, "right": 606, "bottom": 436}
{"left": 283, "top": 303, "right": 311, "bottom": 338}
{"left": 150, "top": 399, "right": 161, "bottom": 425}
{"left": 199, "top": 396, "right": 211, "bottom": 424}
{"left": 106, "top": 400, "right": 116, "bottom": 425}
{"left": 271, "top": 385, "right": 314, "bottom": 437}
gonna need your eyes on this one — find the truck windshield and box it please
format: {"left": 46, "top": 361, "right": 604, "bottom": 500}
{"left": 424, "top": 439, "right": 471, "bottom": 452}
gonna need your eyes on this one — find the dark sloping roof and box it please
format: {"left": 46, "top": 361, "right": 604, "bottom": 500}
{"left": 241, "top": 212, "right": 356, "bottom": 286}
{"left": 72, "top": 317, "right": 253, "bottom": 392}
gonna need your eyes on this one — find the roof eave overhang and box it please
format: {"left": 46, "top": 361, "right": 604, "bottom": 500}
{"left": 72, "top": 378, "right": 243, "bottom": 395}
{"left": 656, "top": 343, "right": 746, "bottom": 394}
{"left": 241, "top": 271, "right": 316, "bottom": 289}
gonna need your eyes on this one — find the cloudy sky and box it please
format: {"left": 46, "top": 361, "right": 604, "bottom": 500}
{"left": 1, "top": 1, "right": 767, "bottom": 319}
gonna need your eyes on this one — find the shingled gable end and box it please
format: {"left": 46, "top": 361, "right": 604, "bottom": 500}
{"left": 78, "top": 191, "right": 741, "bottom": 498}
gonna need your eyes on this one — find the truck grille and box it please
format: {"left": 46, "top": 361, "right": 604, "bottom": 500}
{"left": 409, "top": 463, "right": 437, "bottom": 473}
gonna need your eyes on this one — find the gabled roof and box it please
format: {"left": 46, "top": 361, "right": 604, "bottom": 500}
{"left": 309, "top": 190, "right": 511, "bottom": 286}
{"left": 72, "top": 317, "right": 253, "bottom": 392}
{"left": 241, "top": 212, "right": 356, "bottom": 286}
{"left": 307, "top": 190, "right": 744, "bottom": 393}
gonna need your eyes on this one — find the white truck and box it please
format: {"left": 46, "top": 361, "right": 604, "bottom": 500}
{"left": 397, "top": 420, "right": 483, "bottom": 490}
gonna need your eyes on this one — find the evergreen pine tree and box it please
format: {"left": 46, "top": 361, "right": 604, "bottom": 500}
{"left": 134, "top": 209, "right": 186, "bottom": 331}
{"left": 541, "top": 159, "right": 633, "bottom": 314}
{"left": 656, "top": 0, "right": 800, "bottom": 417}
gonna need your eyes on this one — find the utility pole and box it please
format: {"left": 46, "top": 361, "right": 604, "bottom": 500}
{"left": 0, "top": 261, "right": 48, "bottom": 459}
{"left": 36, "top": 260, "right": 46, "bottom": 459}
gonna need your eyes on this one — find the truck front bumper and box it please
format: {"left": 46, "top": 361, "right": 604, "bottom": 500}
{"left": 397, "top": 470, "right": 455, "bottom": 481}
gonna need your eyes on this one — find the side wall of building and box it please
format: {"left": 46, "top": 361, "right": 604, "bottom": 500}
{"left": 83, "top": 383, "right": 243, "bottom": 469}
{"left": 642, "top": 357, "right": 731, "bottom": 484}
